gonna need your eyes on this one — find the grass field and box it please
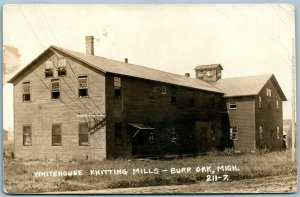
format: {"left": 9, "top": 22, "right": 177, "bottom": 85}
{"left": 3, "top": 145, "right": 297, "bottom": 194}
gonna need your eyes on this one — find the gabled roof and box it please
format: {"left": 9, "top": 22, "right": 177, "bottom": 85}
{"left": 8, "top": 46, "right": 222, "bottom": 94}
{"left": 194, "top": 64, "right": 223, "bottom": 70}
{"left": 209, "top": 74, "right": 287, "bottom": 100}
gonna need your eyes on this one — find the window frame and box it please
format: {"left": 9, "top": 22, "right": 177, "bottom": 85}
{"left": 22, "top": 81, "right": 31, "bottom": 102}
{"left": 23, "top": 125, "right": 32, "bottom": 146}
{"left": 149, "top": 131, "right": 155, "bottom": 144}
{"left": 51, "top": 79, "right": 60, "bottom": 100}
{"left": 170, "top": 128, "right": 177, "bottom": 143}
{"left": 45, "top": 60, "right": 54, "bottom": 78}
{"left": 230, "top": 126, "right": 238, "bottom": 141}
{"left": 259, "top": 126, "right": 263, "bottom": 141}
{"left": 149, "top": 84, "right": 156, "bottom": 102}
{"left": 276, "top": 99, "right": 279, "bottom": 110}
{"left": 161, "top": 84, "right": 167, "bottom": 94}
{"left": 78, "top": 75, "right": 89, "bottom": 97}
{"left": 52, "top": 124, "right": 62, "bottom": 146}
{"left": 78, "top": 123, "right": 90, "bottom": 146}
{"left": 228, "top": 102, "right": 237, "bottom": 110}
{"left": 57, "top": 58, "right": 67, "bottom": 76}
{"left": 113, "top": 76, "right": 122, "bottom": 98}
{"left": 258, "top": 96, "right": 262, "bottom": 109}
{"left": 267, "top": 88, "right": 272, "bottom": 97}
{"left": 276, "top": 126, "right": 280, "bottom": 140}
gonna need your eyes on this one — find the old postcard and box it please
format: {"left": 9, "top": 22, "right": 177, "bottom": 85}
{"left": 2, "top": 4, "right": 297, "bottom": 194}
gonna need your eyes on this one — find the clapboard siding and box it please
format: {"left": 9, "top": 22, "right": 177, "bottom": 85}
{"left": 105, "top": 73, "right": 223, "bottom": 158}
{"left": 226, "top": 96, "right": 256, "bottom": 152}
{"left": 255, "top": 80, "right": 283, "bottom": 150}
{"left": 13, "top": 50, "right": 106, "bottom": 160}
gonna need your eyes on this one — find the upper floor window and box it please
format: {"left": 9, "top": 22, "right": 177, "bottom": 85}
{"left": 79, "top": 123, "right": 89, "bottom": 146}
{"left": 58, "top": 59, "right": 67, "bottom": 76}
{"left": 23, "top": 125, "right": 32, "bottom": 146}
{"left": 114, "top": 77, "right": 122, "bottom": 98}
{"left": 78, "top": 76, "right": 88, "bottom": 97}
{"left": 189, "top": 98, "right": 195, "bottom": 106}
{"left": 228, "top": 102, "right": 237, "bottom": 109}
{"left": 258, "top": 96, "right": 262, "bottom": 109}
{"left": 171, "top": 87, "right": 177, "bottom": 105}
{"left": 45, "top": 60, "right": 54, "bottom": 77}
{"left": 259, "top": 126, "right": 263, "bottom": 141}
{"left": 52, "top": 124, "right": 62, "bottom": 146}
{"left": 22, "top": 82, "right": 31, "bottom": 101}
{"left": 267, "top": 88, "right": 272, "bottom": 97}
{"left": 115, "top": 122, "right": 123, "bottom": 145}
{"left": 51, "top": 79, "right": 60, "bottom": 100}
{"left": 230, "top": 126, "right": 238, "bottom": 140}
{"left": 149, "top": 84, "right": 156, "bottom": 101}
{"left": 276, "top": 100, "right": 279, "bottom": 110}
{"left": 161, "top": 84, "right": 167, "bottom": 94}
{"left": 276, "top": 126, "right": 280, "bottom": 139}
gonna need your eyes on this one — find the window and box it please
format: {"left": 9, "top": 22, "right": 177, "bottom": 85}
{"left": 267, "top": 88, "right": 272, "bottom": 97}
{"left": 45, "top": 60, "right": 54, "bottom": 77}
{"left": 259, "top": 126, "right": 263, "bottom": 141}
{"left": 58, "top": 59, "right": 67, "bottom": 76}
{"left": 206, "top": 70, "right": 213, "bottom": 77}
{"left": 230, "top": 126, "right": 238, "bottom": 140}
{"left": 258, "top": 96, "right": 262, "bottom": 109}
{"left": 51, "top": 79, "right": 60, "bottom": 99}
{"left": 276, "top": 100, "right": 279, "bottom": 110}
{"left": 78, "top": 76, "right": 88, "bottom": 97}
{"left": 189, "top": 98, "right": 195, "bottom": 105}
{"left": 52, "top": 124, "right": 62, "bottom": 146}
{"left": 23, "top": 126, "right": 32, "bottom": 146}
{"left": 171, "top": 87, "right": 176, "bottom": 104}
{"left": 277, "top": 126, "right": 280, "bottom": 139}
{"left": 149, "top": 84, "right": 156, "bottom": 101}
{"left": 115, "top": 123, "right": 123, "bottom": 145}
{"left": 161, "top": 84, "right": 167, "bottom": 94}
{"left": 268, "top": 98, "right": 271, "bottom": 109}
{"left": 229, "top": 102, "right": 237, "bottom": 109}
{"left": 171, "top": 96, "right": 177, "bottom": 104}
{"left": 149, "top": 131, "right": 155, "bottom": 144}
{"left": 170, "top": 128, "right": 176, "bottom": 143}
{"left": 22, "top": 82, "right": 31, "bottom": 101}
{"left": 79, "top": 123, "right": 89, "bottom": 146}
{"left": 114, "top": 77, "right": 122, "bottom": 98}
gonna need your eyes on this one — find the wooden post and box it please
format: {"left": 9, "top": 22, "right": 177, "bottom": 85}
{"left": 291, "top": 38, "right": 296, "bottom": 162}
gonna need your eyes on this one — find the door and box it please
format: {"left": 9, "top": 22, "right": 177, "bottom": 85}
{"left": 195, "top": 121, "right": 211, "bottom": 152}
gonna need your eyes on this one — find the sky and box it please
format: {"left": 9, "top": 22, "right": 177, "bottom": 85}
{"left": 3, "top": 4, "right": 295, "bottom": 131}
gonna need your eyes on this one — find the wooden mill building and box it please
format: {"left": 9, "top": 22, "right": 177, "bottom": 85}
{"left": 8, "top": 36, "right": 287, "bottom": 160}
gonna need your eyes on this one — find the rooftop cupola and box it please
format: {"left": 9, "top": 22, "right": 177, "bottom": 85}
{"left": 194, "top": 64, "right": 223, "bottom": 82}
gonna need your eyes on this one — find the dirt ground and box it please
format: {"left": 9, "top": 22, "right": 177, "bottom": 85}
{"left": 50, "top": 175, "right": 297, "bottom": 194}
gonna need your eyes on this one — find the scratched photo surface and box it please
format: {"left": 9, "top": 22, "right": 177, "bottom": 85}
{"left": 3, "top": 4, "right": 296, "bottom": 194}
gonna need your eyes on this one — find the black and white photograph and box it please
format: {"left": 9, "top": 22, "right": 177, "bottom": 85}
{"left": 2, "top": 4, "right": 297, "bottom": 194}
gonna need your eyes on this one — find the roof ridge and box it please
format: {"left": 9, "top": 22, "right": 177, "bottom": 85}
{"left": 219, "top": 73, "right": 273, "bottom": 80}
{"left": 51, "top": 45, "right": 221, "bottom": 93}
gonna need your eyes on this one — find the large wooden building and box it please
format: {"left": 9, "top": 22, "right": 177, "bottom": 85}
{"left": 8, "top": 36, "right": 287, "bottom": 160}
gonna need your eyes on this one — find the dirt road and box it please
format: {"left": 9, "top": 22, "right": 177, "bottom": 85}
{"left": 50, "top": 175, "right": 297, "bottom": 194}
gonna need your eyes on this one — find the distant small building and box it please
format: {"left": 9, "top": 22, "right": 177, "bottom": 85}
{"left": 3, "top": 129, "right": 8, "bottom": 142}
{"left": 283, "top": 119, "right": 292, "bottom": 149}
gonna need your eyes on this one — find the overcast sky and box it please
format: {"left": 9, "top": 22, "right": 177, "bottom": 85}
{"left": 3, "top": 4, "right": 295, "bottom": 130}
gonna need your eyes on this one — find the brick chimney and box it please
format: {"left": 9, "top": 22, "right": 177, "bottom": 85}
{"left": 85, "top": 35, "right": 94, "bottom": 55}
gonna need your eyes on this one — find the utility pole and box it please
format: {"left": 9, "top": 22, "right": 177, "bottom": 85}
{"left": 291, "top": 38, "right": 296, "bottom": 162}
